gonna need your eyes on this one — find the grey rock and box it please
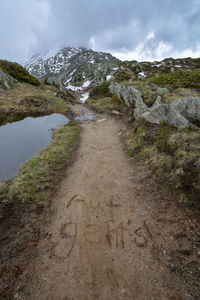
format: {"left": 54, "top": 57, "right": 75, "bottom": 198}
{"left": 109, "top": 82, "right": 142, "bottom": 108}
{"left": 161, "top": 61, "right": 167, "bottom": 67}
{"left": 109, "top": 82, "right": 200, "bottom": 128}
{"left": 169, "top": 97, "right": 200, "bottom": 127}
{"left": 142, "top": 103, "right": 169, "bottom": 124}
{"left": 111, "top": 110, "right": 120, "bottom": 116}
{"left": 170, "top": 67, "right": 175, "bottom": 73}
{"left": 152, "top": 95, "right": 163, "bottom": 107}
{"left": 2, "top": 81, "right": 11, "bottom": 89}
{"left": 140, "top": 96, "right": 200, "bottom": 128}
{"left": 0, "top": 67, "right": 16, "bottom": 89}
{"left": 142, "top": 97, "right": 200, "bottom": 128}
{"left": 149, "top": 83, "right": 169, "bottom": 93}
{"left": 46, "top": 75, "right": 66, "bottom": 94}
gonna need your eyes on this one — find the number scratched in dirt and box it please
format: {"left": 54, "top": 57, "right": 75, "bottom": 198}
{"left": 50, "top": 195, "right": 154, "bottom": 259}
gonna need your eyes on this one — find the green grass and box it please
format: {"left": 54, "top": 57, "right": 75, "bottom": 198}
{"left": 0, "top": 60, "right": 40, "bottom": 86}
{"left": 150, "top": 70, "right": 200, "bottom": 90}
{"left": 0, "top": 122, "right": 81, "bottom": 205}
{"left": 114, "top": 70, "right": 132, "bottom": 82}
{"left": 89, "top": 82, "right": 111, "bottom": 99}
{"left": 0, "top": 83, "right": 71, "bottom": 118}
{"left": 125, "top": 119, "right": 200, "bottom": 205}
{"left": 86, "top": 94, "right": 123, "bottom": 113}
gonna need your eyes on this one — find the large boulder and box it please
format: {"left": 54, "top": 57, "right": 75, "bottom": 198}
{"left": 46, "top": 75, "right": 67, "bottom": 94}
{"left": 0, "top": 67, "right": 16, "bottom": 89}
{"left": 109, "top": 82, "right": 200, "bottom": 128}
{"left": 141, "top": 96, "right": 200, "bottom": 128}
{"left": 141, "top": 97, "right": 170, "bottom": 124}
{"left": 149, "top": 83, "right": 169, "bottom": 93}
{"left": 139, "top": 96, "right": 200, "bottom": 128}
{"left": 169, "top": 97, "right": 200, "bottom": 128}
{"left": 109, "top": 81, "right": 142, "bottom": 107}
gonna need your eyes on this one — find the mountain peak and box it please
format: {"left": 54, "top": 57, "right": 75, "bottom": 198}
{"left": 25, "top": 47, "right": 120, "bottom": 87}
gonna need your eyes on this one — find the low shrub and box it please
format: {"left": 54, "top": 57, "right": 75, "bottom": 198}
{"left": 150, "top": 70, "right": 200, "bottom": 90}
{"left": 89, "top": 82, "right": 111, "bottom": 98}
{"left": 0, "top": 60, "right": 40, "bottom": 86}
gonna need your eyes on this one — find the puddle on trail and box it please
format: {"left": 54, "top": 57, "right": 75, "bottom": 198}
{"left": 0, "top": 113, "right": 69, "bottom": 182}
{"left": 74, "top": 107, "right": 98, "bottom": 122}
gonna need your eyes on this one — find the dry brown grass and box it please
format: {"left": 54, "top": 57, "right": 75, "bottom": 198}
{"left": 163, "top": 88, "right": 199, "bottom": 103}
{"left": 0, "top": 83, "right": 70, "bottom": 115}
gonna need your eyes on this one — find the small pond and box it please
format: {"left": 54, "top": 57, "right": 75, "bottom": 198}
{"left": 0, "top": 113, "right": 69, "bottom": 182}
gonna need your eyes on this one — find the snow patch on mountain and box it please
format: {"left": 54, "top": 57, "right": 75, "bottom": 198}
{"left": 25, "top": 47, "right": 121, "bottom": 87}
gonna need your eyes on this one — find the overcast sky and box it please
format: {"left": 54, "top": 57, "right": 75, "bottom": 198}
{"left": 0, "top": 0, "right": 200, "bottom": 63}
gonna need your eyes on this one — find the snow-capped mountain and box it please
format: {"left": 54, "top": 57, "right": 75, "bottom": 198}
{"left": 25, "top": 47, "right": 121, "bottom": 87}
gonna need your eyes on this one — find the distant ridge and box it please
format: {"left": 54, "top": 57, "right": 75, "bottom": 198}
{"left": 25, "top": 47, "right": 120, "bottom": 87}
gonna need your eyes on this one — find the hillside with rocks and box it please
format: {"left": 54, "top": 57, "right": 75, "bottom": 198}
{"left": 25, "top": 47, "right": 120, "bottom": 88}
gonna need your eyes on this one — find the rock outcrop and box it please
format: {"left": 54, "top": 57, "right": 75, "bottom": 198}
{"left": 149, "top": 83, "right": 169, "bottom": 93}
{"left": 0, "top": 67, "right": 16, "bottom": 89}
{"left": 109, "top": 82, "right": 200, "bottom": 128}
{"left": 46, "top": 75, "right": 66, "bottom": 94}
{"left": 109, "top": 82, "right": 142, "bottom": 107}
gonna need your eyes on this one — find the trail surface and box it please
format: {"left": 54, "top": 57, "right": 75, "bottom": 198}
{"left": 19, "top": 105, "right": 196, "bottom": 299}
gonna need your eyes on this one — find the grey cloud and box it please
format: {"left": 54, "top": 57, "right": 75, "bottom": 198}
{"left": 0, "top": 0, "right": 200, "bottom": 63}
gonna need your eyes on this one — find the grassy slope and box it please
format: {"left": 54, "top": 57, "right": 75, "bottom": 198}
{"left": 86, "top": 82, "right": 124, "bottom": 113}
{"left": 150, "top": 70, "right": 200, "bottom": 91}
{"left": 0, "top": 82, "right": 71, "bottom": 115}
{"left": 125, "top": 120, "right": 200, "bottom": 205}
{"left": 87, "top": 95, "right": 123, "bottom": 113}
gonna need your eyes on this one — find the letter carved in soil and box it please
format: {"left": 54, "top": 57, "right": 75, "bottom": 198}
{"left": 134, "top": 221, "right": 153, "bottom": 248}
{"left": 107, "top": 222, "right": 127, "bottom": 249}
{"left": 52, "top": 222, "right": 77, "bottom": 260}
{"left": 83, "top": 224, "right": 102, "bottom": 246}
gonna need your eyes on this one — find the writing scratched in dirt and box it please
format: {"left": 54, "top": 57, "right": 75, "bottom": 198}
{"left": 51, "top": 222, "right": 77, "bottom": 260}
{"left": 107, "top": 222, "right": 126, "bottom": 249}
{"left": 51, "top": 195, "right": 154, "bottom": 259}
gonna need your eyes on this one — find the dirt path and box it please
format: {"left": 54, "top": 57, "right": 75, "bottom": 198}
{"left": 18, "top": 105, "right": 198, "bottom": 300}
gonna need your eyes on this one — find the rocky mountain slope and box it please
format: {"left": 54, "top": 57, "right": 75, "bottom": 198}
{"left": 25, "top": 46, "right": 200, "bottom": 91}
{"left": 25, "top": 47, "right": 120, "bottom": 88}
{"left": 121, "top": 57, "right": 200, "bottom": 78}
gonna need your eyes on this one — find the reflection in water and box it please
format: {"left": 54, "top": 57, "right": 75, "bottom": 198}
{"left": 0, "top": 113, "right": 69, "bottom": 182}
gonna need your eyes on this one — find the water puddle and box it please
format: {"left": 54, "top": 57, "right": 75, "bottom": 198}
{"left": 74, "top": 107, "right": 98, "bottom": 122}
{"left": 0, "top": 113, "right": 69, "bottom": 182}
